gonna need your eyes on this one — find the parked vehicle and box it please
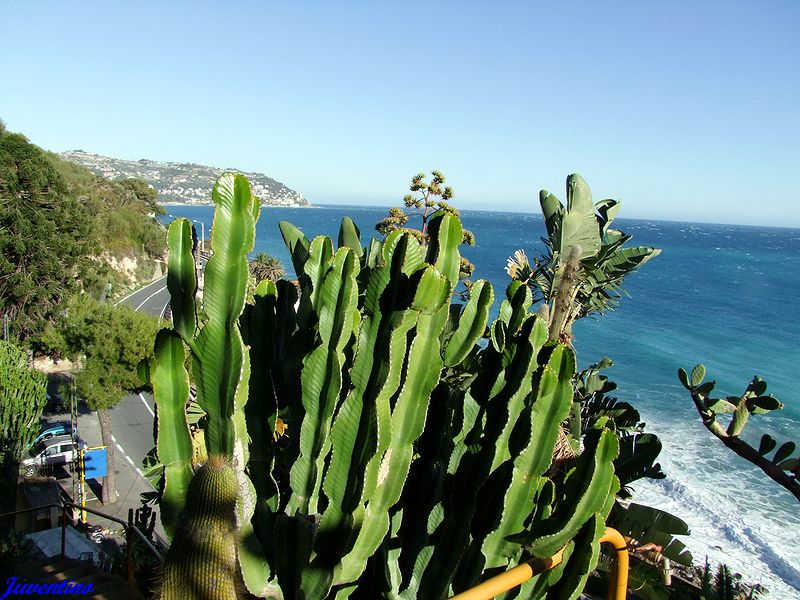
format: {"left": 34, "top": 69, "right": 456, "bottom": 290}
{"left": 28, "top": 421, "right": 73, "bottom": 449}
{"left": 21, "top": 434, "right": 87, "bottom": 476}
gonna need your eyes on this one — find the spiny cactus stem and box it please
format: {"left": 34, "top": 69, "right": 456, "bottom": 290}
{"left": 159, "top": 456, "right": 243, "bottom": 599}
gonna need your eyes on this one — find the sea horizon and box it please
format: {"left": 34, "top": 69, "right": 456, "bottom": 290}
{"left": 159, "top": 203, "right": 800, "bottom": 597}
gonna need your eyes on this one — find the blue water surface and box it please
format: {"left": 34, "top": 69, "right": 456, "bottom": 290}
{"left": 161, "top": 203, "right": 800, "bottom": 596}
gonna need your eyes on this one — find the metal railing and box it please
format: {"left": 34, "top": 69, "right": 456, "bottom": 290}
{"left": 0, "top": 499, "right": 163, "bottom": 587}
{"left": 449, "top": 527, "right": 629, "bottom": 600}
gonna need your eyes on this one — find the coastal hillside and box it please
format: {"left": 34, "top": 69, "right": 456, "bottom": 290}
{"left": 0, "top": 121, "right": 167, "bottom": 350}
{"left": 60, "top": 150, "right": 308, "bottom": 207}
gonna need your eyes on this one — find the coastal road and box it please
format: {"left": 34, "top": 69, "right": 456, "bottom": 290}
{"left": 106, "top": 277, "right": 169, "bottom": 527}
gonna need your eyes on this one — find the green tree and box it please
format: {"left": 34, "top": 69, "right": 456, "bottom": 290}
{"left": 249, "top": 251, "right": 285, "bottom": 283}
{"left": 61, "top": 295, "right": 158, "bottom": 503}
{"left": 0, "top": 129, "right": 97, "bottom": 348}
{"left": 0, "top": 340, "right": 47, "bottom": 502}
{"left": 117, "top": 177, "right": 165, "bottom": 215}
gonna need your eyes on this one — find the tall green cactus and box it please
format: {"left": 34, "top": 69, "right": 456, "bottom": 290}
{"left": 0, "top": 340, "right": 47, "bottom": 485}
{"left": 152, "top": 173, "right": 621, "bottom": 599}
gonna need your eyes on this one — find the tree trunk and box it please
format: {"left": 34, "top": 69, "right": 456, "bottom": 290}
{"left": 97, "top": 408, "right": 117, "bottom": 504}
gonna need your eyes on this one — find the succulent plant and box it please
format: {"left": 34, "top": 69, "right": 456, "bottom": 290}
{"left": 679, "top": 364, "right": 799, "bottom": 502}
{"left": 150, "top": 173, "right": 621, "bottom": 599}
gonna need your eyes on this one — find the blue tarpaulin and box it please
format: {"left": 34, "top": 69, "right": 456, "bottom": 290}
{"left": 83, "top": 447, "right": 107, "bottom": 479}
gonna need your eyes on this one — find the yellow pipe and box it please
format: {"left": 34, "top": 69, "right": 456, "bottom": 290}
{"left": 448, "top": 527, "right": 628, "bottom": 600}
{"left": 598, "top": 527, "right": 628, "bottom": 600}
{"left": 449, "top": 548, "right": 565, "bottom": 600}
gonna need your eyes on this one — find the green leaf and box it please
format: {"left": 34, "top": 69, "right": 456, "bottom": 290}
{"left": 727, "top": 402, "right": 750, "bottom": 437}
{"left": 758, "top": 434, "right": 777, "bottom": 456}
{"left": 677, "top": 368, "right": 690, "bottom": 389}
{"left": 557, "top": 174, "right": 601, "bottom": 260}
{"left": 749, "top": 395, "right": 783, "bottom": 413}
{"left": 696, "top": 381, "right": 715, "bottom": 397}
{"left": 773, "top": 442, "right": 796, "bottom": 464}
{"left": 539, "top": 190, "right": 564, "bottom": 240}
{"left": 706, "top": 398, "right": 736, "bottom": 414}
{"left": 690, "top": 364, "right": 706, "bottom": 387}
{"left": 338, "top": 217, "right": 364, "bottom": 257}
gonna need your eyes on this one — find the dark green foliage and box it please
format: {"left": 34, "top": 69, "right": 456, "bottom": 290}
{"left": 0, "top": 530, "right": 37, "bottom": 582}
{"left": 0, "top": 339, "right": 47, "bottom": 500}
{"left": 574, "top": 358, "right": 666, "bottom": 495}
{"left": 61, "top": 295, "right": 159, "bottom": 410}
{"left": 696, "top": 559, "right": 763, "bottom": 600}
{"left": 249, "top": 252, "right": 285, "bottom": 283}
{"left": 60, "top": 294, "right": 159, "bottom": 503}
{"left": 0, "top": 123, "right": 166, "bottom": 352}
{"left": 0, "top": 129, "right": 97, "bottom": 348}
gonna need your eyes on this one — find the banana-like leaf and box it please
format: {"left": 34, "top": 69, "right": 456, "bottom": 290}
{"left": 540, "top": 190, "right": 564, "bottom": 241}
{"left": 557, "top": 174, "right": 601, "bottom": 261}
{"left": 615, "top": 433, "right": 665, "bottom": 486}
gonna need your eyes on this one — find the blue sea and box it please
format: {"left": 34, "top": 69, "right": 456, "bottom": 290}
{"left": 162, "top": 204, "right": 800, "bottom": 597}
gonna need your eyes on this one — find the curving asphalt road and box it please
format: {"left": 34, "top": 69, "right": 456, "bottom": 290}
{"left": 108, "top": 277, "right": 170, "bottom": 525}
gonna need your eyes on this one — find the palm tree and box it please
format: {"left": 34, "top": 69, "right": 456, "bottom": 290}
{"left": 249, "top": 252, "right": 285, "bottom": 283}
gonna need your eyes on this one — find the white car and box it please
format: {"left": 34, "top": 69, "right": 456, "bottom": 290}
{"left": 21, "top": 434, "right": 87, "bottom": 476}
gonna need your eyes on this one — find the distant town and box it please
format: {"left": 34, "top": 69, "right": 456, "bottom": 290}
{"left": 60, "top": 150, "right": 310, "bottom": 208}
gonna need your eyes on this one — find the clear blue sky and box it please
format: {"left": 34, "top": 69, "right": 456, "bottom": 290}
{"left": 1, "top": 1, "right": 798, "bottom": 226}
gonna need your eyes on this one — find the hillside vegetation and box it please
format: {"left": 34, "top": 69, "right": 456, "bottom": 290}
{"left": 0, "top": 119, "right": 166, "bottom": 353}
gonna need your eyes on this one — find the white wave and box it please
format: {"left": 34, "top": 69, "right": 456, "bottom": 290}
{"left": 632, "top": 415, "right": 800, "bottom": 599}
